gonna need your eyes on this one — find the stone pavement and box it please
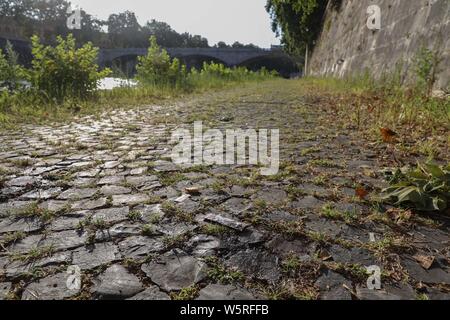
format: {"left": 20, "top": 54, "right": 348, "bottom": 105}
{"left": 0, "top": 82, "right": 449, "bottom": 300}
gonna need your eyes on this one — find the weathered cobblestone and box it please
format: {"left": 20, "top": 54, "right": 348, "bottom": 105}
{"left": 1, "top": 83, "right": 448, "bottom": 300}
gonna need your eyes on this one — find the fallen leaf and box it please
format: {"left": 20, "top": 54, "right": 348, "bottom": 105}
{"left": 413, "top": 255, "right": 435, "bottom": 270}
{"left": 386, "top": 208, "right": 412, "bottom": 225}
{"left": 355, "top": 187, "right": 369, "bottom": 200}
{"left": 318, "top": 249, "right": 332, "bottom": 261}
{"left": 380, "top": 127, "right": 397, "bottom": 143}
{"left": 185, "top": 187, "right": 201, "bottom": 195}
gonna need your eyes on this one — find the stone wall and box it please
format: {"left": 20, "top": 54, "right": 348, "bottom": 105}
{"left": 308, "top": 0, "right": 450, "bottom": 90}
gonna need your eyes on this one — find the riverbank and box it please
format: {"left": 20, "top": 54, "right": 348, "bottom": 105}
{"left": 0, "top": 76, "right": 276, "bottom": 128}
{"left": 1, "top": 77, "right": 448, "bottom": 149}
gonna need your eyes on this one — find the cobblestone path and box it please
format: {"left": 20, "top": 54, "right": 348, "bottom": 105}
{"left": 0, "top": 81, "right": 449, "bottom": 300}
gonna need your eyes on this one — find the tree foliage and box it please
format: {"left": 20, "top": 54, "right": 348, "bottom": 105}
{"left": 107, "top": 11, "right": 142, "bottom": 47}
{"left": 0, "top": 0, "right": 257, "bottom": 49}
{"left": 266, "top": 0, "right": 330, "bottom": 55}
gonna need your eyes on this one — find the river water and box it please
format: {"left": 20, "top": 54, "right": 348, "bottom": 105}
{"left": 0, "top": 78, "right": 137, "bottom": 91}
{"left": 98, "top": 77, "right": 138, "bottom": 90}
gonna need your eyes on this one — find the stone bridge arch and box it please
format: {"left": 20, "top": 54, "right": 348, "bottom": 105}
{"left": 171, "top": 54, "right": 228, "bottom": 70}
{"left": 98, "top": 47, "right": 294, "bottom": 71}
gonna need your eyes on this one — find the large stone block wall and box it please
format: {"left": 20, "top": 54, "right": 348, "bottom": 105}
{"left": 308, "top": 0, "right": 450, "bottom": 90}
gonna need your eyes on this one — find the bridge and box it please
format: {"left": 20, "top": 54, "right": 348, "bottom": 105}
{"left": 98, "top": 47, "right": 291, "bottom": 68}
{"left": 0, "top": 37, "right": 299, "bottom": 77}
{"left": 98, "top": 47, "right": 298, "bottom": 77}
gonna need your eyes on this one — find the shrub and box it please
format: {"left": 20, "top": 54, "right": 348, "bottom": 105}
{"left": 0, "top": 41, "right": 27, "bottom": 91}
{"left": 30, "top": 34, "right": 110, "bottom": 101}
{"left": 381, "top": 162, "right": 450, "bottom": 212}
{"left": 187, "top": 62, "right": 278, "bottom": 89}
{"left": 136, "top": 36, "right": 187, "bottom": 87}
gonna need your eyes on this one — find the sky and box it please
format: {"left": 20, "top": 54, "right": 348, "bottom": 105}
{"left": 69, "top": 0, "right": 280, "bottom": 48}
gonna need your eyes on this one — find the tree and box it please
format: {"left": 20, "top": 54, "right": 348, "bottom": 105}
{"left": 75, "top": 10, "right": 108, "bottom": 46}
{"left": 30, "top": 0, "right": 69, "bottom": 22}
{"left": 0, "top": 0, "right": 70, "bottom": 42}
{"left": 107, "top": 11, "right": 142, "bottom": 47}
{"left": 0, "top": 0, "right": 32, "bottom": 19}
{"left": 142, "top": 20, "right": 183, "bottom": 47}
{"left": 232, "top": 41, "right": 245, "bottom": 48}
{"left": 140, "top": 22, "right": 210, "bottom": 48}
{"left": 0, "top": 2, "right": 240, "bottom": 50}
{"left": 27, "top": 0, "right": 71, "bottom": 41}
{"left": 107, "top": 11, "right": 140, "bottom": 34}
{"left": 243, "top": 43, "right": 259, "bottom": 49}
{"left": 216, "top": 41, "right": 230, "bottom": 49}
{"left": 186, "top": 35, "right": 209, "bottom": 48}
{"left": 0, "top": 41, "right": 26, "bottom": 91}
{"left": 266, "top": 0, "right": 329, "bottom": 55}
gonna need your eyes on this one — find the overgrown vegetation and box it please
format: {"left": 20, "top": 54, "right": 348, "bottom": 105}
{"left": 136, "top": 36, "right": 278, "bottom": 90}
{"left": 189, "top": 62, "right": 277, "bottom": 90}
{"left": 302, "top": 71, "right": 449, "bottom": 143}
{"left": 0, "top": 35, "right": 278, "bottom": 125}
{"left": 281, "top": 58, "right": 449, "bottom": 213}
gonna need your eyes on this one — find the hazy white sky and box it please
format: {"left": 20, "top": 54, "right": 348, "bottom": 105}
{"left": 69, "top": 0, "right": 280, "bottom": 48}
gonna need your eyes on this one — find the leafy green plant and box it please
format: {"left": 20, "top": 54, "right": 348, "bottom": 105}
{"left": 136, "top": 36, "right": 187, "bottom": 88}
{"left": 381, "top": 163, "right": 450, "bottom": 212}
{"left": 30, "top": 34, "right": 110, "bottom": 101}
